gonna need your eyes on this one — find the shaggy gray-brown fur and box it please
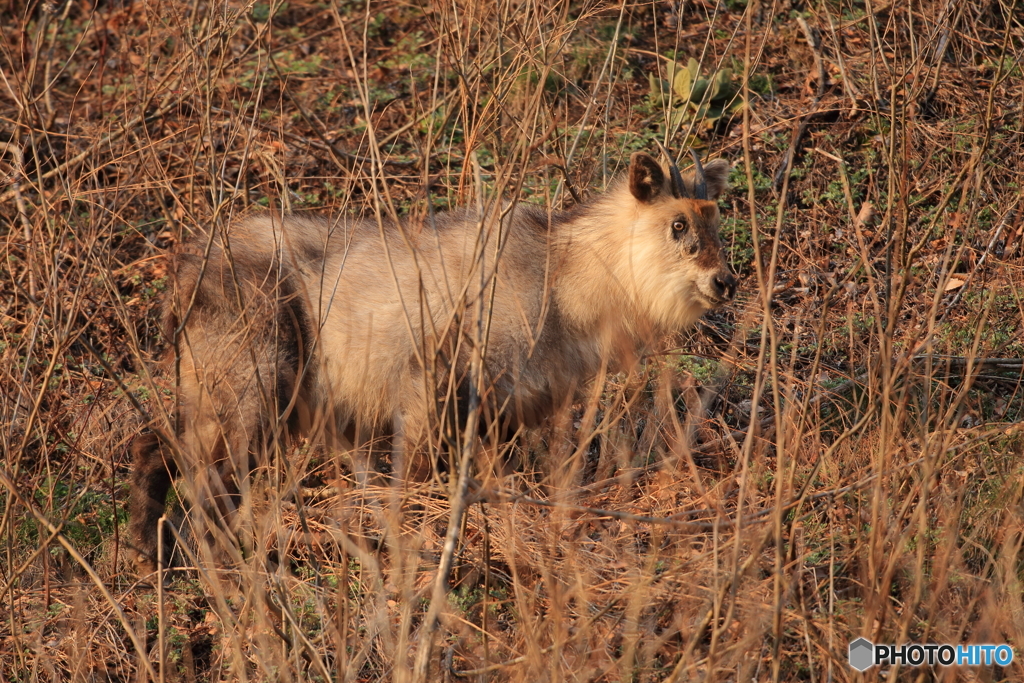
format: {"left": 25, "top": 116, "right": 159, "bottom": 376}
{"left": 128, "top": 152, "right": 736, "bottom": 572}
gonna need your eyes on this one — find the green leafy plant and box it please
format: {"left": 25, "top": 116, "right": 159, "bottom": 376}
{"left": 648, "top": 58, "right": 742, "bottom": 129}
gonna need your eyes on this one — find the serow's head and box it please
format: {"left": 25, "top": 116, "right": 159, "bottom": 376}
{"left": 625, "top": 147, "right": 737, "bottom": 328}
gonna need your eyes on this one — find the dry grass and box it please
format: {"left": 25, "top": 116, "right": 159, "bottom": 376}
{"left": 3, "top": 0, "right": 1024, "bottom": 680}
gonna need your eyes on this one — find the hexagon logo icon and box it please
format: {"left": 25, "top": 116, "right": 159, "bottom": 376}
{"left": 849, "top": 638, "right": 874, "bottom": 672}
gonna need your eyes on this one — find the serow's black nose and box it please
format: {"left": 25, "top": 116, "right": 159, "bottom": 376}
{"left": 713, "top": 272, "right": 738, "bottom": 301}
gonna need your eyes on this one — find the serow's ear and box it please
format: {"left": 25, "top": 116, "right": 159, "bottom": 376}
{"left": 629, "top": 152, "right": 665, "bottom": 203}
{"left": 699, "top": 159, "right": 731, "bottom": 201}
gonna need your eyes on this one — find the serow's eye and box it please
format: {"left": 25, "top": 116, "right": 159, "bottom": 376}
{"left": 672, "top": 220, "right": 686, "bottom": 233}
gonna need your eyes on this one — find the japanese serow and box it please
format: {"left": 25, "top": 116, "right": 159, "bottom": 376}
{"left": 128, "top": 150, "right": 736, "bottom": 571}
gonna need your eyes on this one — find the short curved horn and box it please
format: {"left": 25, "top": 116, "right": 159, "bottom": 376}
{"left": 655, "top": 140, "right": 688, "bottom": 199}
{"left": 690, "top": 149, "right": 707, "bottom": 200}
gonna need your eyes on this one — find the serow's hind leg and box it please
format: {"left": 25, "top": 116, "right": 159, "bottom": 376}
{"left": 127, "top": 431, "right": 178, "bottom": 574}
{"left": 179, "top": 329, "right": 300, "bottom": 569}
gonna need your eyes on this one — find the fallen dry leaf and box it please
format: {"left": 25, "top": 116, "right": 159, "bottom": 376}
{"left": 855, "top": 201, "right": 876, "bottom": 226}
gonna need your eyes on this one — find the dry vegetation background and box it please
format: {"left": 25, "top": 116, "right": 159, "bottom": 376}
{"left": 3, "top": 0, "right": 1024, "bottom": 680}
